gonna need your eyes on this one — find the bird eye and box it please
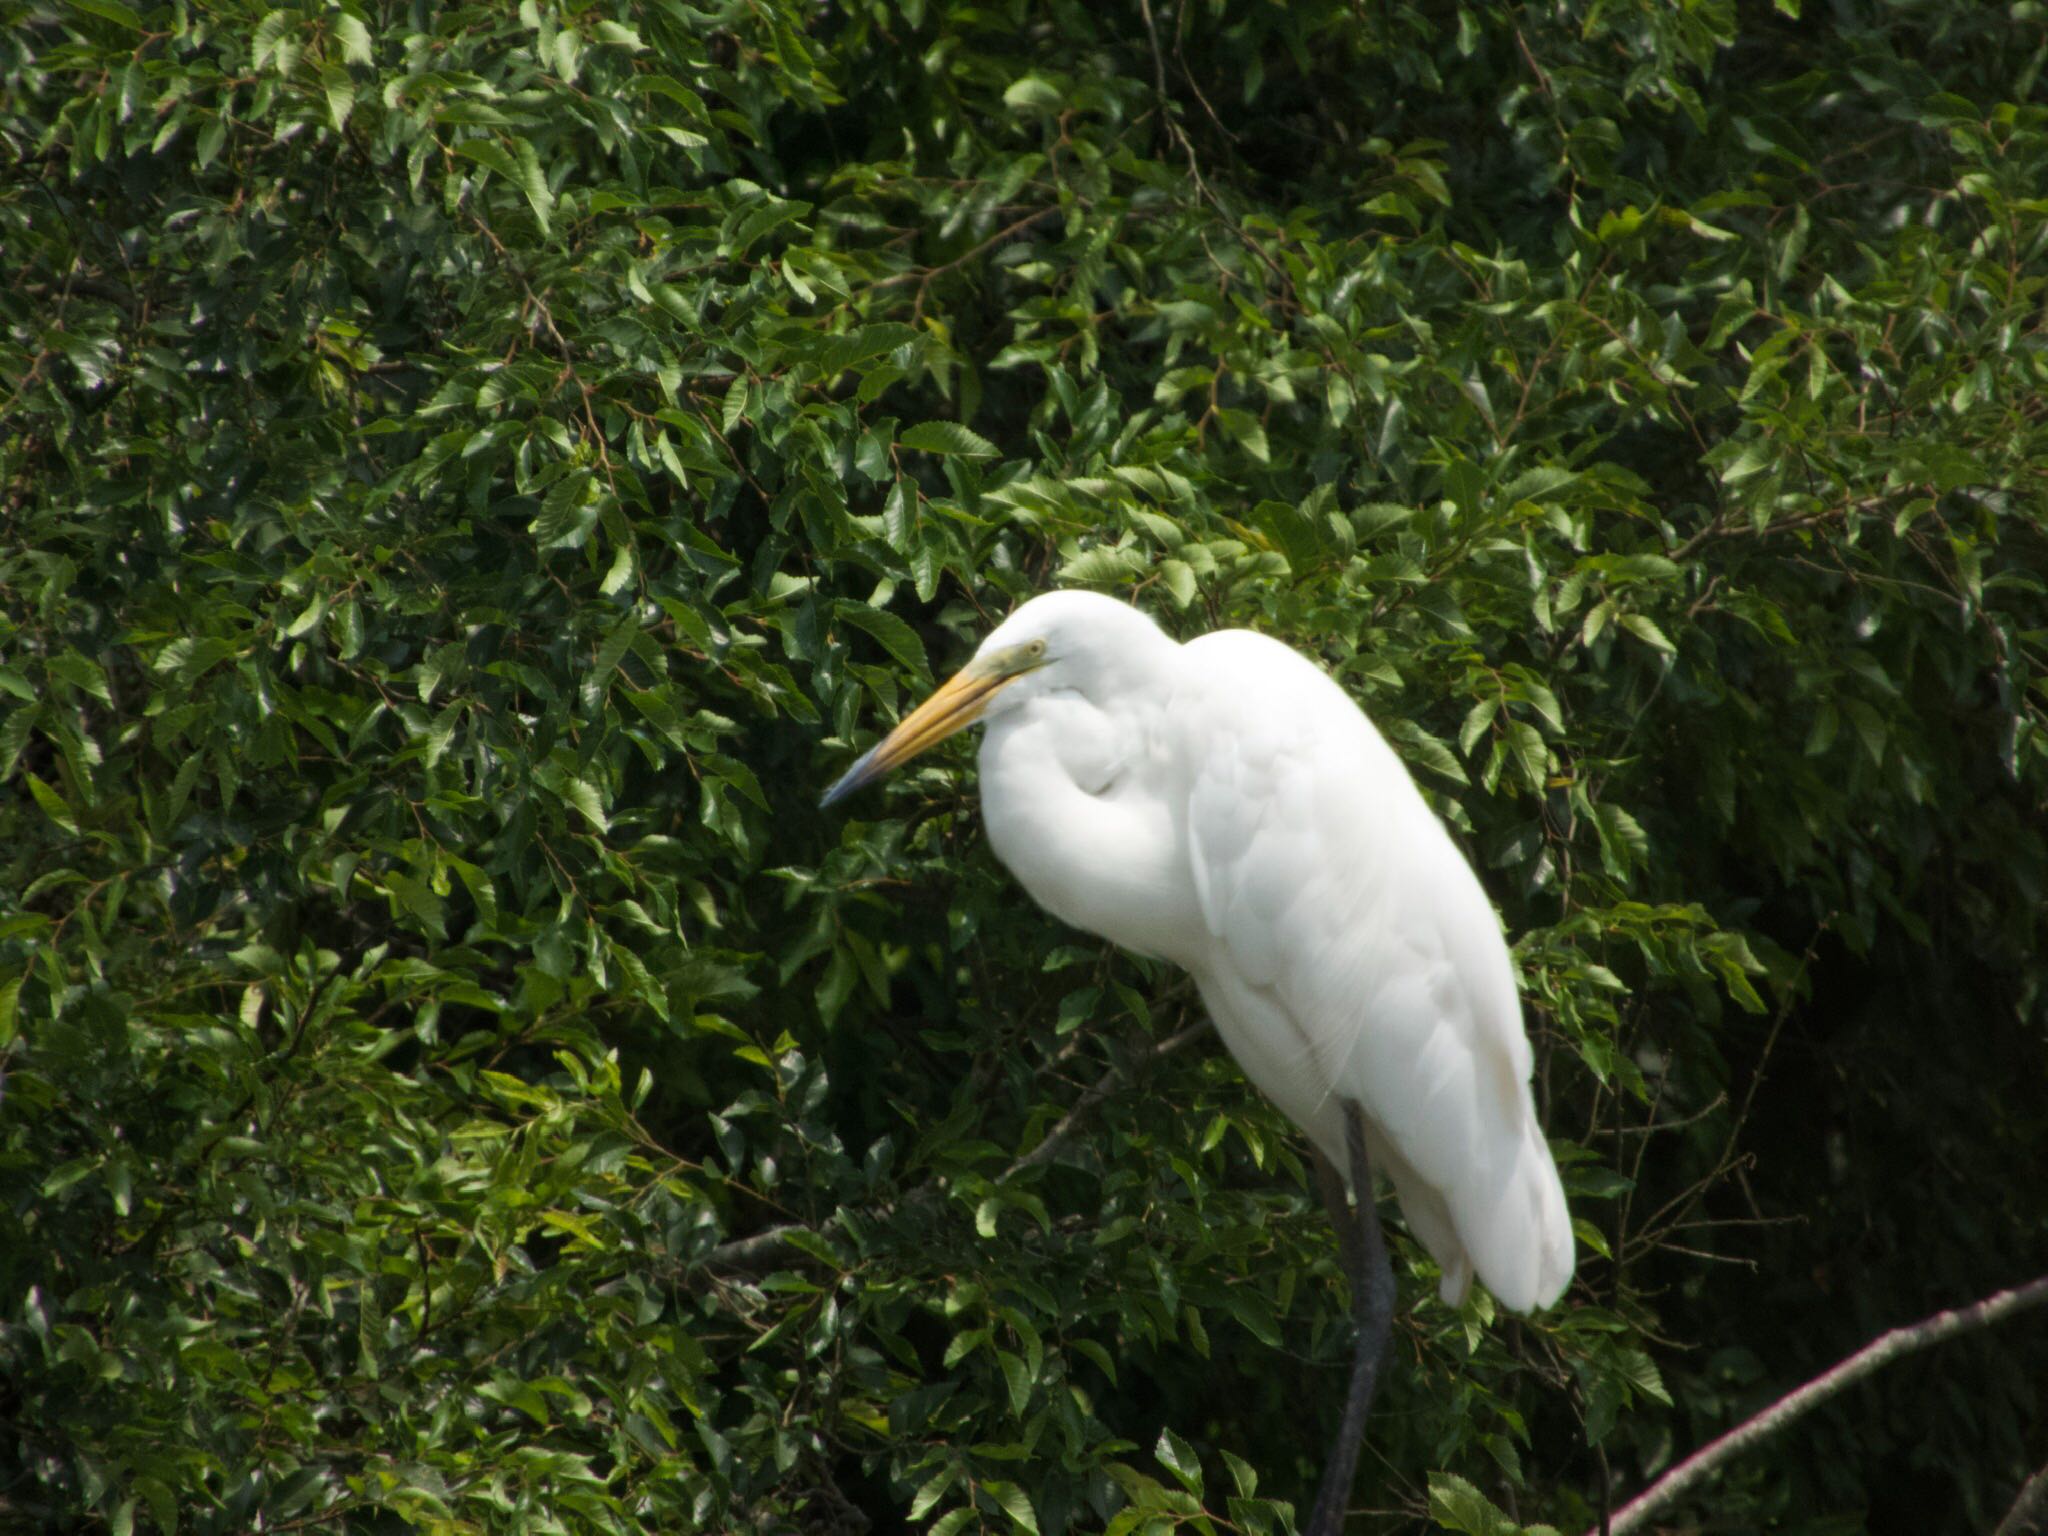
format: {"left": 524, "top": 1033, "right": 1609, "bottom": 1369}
{"left": 1025, "top": 639, "right": 1047, "bottom": 658}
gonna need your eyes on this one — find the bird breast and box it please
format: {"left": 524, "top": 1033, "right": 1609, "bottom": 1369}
{"left": 977, "top": 692, "right": 1201, "bottom": 963}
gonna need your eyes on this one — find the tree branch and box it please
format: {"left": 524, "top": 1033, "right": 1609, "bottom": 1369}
{"left": 1001, "top": 1020, "right": 1208, "bottom": 1179}
{"left": 1995, "top": 1462, "right": 2048, "bottom": 1536}
{"left": 690, "top": 1021, "right": 1211, "bottom": 1276}
{"left": 1597, "top": 1273, "right": 2048, "bottom": 1536}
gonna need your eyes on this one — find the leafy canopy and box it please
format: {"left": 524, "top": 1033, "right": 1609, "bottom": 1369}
{"left": 3, "top": 1, "right": 2045, "bottom": 1533}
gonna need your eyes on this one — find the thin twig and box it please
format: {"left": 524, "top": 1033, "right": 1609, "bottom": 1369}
{"left": 1995, "top": 1461, "right": 2048, "bottom": 1536}
{"left": 1135, "top": 0, "right": 1288, "bottom": 290}
{"left": 1002, "top": 1020, "right": 1209, "bottom": 1178}
{"left": 691, "top": 1020, "right": 1211, "bottom": 1274}
{"left": 868, "top": 206, "right": 1061, "bottom": 318}
{"left": 1595, "top": 1273, "right": 2048, "bottom": 1536}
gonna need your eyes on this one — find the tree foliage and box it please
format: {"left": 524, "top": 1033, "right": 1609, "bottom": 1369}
{"left": 3, "top": 0, "right": 2046, "bottom": 1532}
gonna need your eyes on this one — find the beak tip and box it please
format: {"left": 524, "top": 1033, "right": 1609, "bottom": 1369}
{"left": 820, "top": 665, "right": 997, "bottom": 813}
{"left": 820, "top": 747, "right": 878, "bottom": 810}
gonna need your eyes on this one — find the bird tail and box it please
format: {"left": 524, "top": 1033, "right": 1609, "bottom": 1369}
{"left": 1462, "top": 1117, "right": 1574, "bottom": 1312}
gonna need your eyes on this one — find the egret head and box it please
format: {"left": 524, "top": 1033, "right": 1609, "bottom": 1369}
{"left": 819, "top": 590, "right": 1167, "bottom": 806}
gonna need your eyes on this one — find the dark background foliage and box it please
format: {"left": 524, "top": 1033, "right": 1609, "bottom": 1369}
{"left": 2, "top": 0, "right": 2045, "bottom": 1531}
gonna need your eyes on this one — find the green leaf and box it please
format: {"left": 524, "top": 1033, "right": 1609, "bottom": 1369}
{"left": 1072, "top": 1338, "right": 1118, "bottom": 1385}
{"left": 1428, "top": 1472, "right": 1524, "bottom": 1536}
{"left": 997, "top": 1347, "right": 1031, "bottom": 1415}
{"left": 837, "top": 602, "right": 930, "bottom": 681}
{"left": 942, "top": 1328, "right": 987, "bottom": 1368}
{"left": 1003, "top": 74, "right": 1065, "bottom": 113}
{"left": 1217, "top": 407, "right": 1269, "bottom": 462}
{"left": 322, "top": 64, "right": 354, "bottom": 130}
{"left": 539, "top": 765, "right": 610, "bottom": 832}
{"left": 284, "top": 594, "right": 329, "bottom": 638}
{"left": 48, "top": 652, "right": 111, "bottom": 703}
{"left": 1460, "top": 696, "right": 1499, "bottom": 757}
{"left": 898, "top": 420, "right": 999, "bottom": 458}
{"left": 908, "top": 1468, "right": 956, "bottom": 1521}
{"left": 26, "top": 773, "right": 77, "bottom": 834}
{"left": 453, "top": 137, "right": 520, "bottom": 185}
{"left": 454, "top": 133, "right": 553, "bottom": 232}
{"left": 1154, "top": 1428, "right": 1202, "bottom": 1495}
{"left": 984, "top": 1480, "right": 1040, "bottom": 1535}
{"left": 333, "top": 12, "right": 373, "bottom": 63}
{"left": 1619, "top": 612, "right": 1676, "bottom": 654}
{"left": 68, "top": 0, "right": 142, "bottom": 28}
{"left": 1505, "top": 718, "right": 1547, "bottom": 792}
{"left": 510, "top": 135, "right": 553, "bottom": 235}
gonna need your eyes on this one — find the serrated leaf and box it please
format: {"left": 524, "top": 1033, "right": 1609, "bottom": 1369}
{"left": 333, "top": 12, "right": 373, "bottom": 63}
{"left": 285, "top": 594, "right": 329, "bottom": 638}
{"left": 70, "top": 0, "right": 142, "bottom": 28}
{"left": 1220, "top": 1448, "right": 1257, "bottom": 1499}
{"left": 322, "top": 64, "right": 355, "bottom": 130}
{"left": 899, "top": 420, "right": 998, "bottom": 458}
{"left": 908, "top": 1468, "right": 956, "bottom": 1522}
{"left": 546, "top": 769, "right": 609, "bottom": 832}
{"left": 510, "top": 135, "right": 552, "bottom": 234}
{"left": 27, "top": 773, "right": 78, "bottom": 834}
{"left": 996, "top": 1347, "right": 1030, "bottom": 1415}
{"left": 985, "top": 1479, "right": 1039, "bottom": 1535}
{"left": 1072, "top": 1337, "right": 1117, "bottom": 1384}
{"left": 600, "top": 541, "right": 635, "bottom": 596}
{"left": 837, "top": 603, "right": 929, "bottom": 681}
{"left": 942, "top": 1328, "right": 987, "bottom": 1368}
{"left": 1003, "top": 74, "right": 1064, "bottom": 112}
{"left": 48, "top": 652, "right": 112, "bottom": 703}
{"left": 1155, "top": 1428, "right": 1202, "bottom": 1495}
{"left": 1619, "top": 612, "right": 1675, "bottom": 654}
{"left": 1428, "top": 1471, "right": 1522, "bottom": 1536}
{"left": 453, "top": 137, "right": 520, "bottom": 186}
{"left": 1460, "top": 696, "right": 1499, "bottom": 757}
{"left": 1217, "top": 408, "right": 1268, "bottom": 462}
{"left": 881, "top": 479, "right": 912, "bottom": 552}
{"left": 1505, "top": 718, "right": 1547, "bottom": 792}
{"left": 1594, "top": 802, "right": 1650, "bottom": 875}
{"left": 532, "top": 469, "right": 595, "bottom": 549}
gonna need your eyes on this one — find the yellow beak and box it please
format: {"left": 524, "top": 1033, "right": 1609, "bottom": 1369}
{"left": 820, "top": 661, "right": 1013, "bottom": 807}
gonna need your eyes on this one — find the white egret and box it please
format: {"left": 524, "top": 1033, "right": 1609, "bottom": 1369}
{"left": 822, "top": 590, "right": 1572, "bottom": 1534}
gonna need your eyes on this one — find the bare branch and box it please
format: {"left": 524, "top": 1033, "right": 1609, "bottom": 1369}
{"left": 693, "top": 1219, "right": 809, "bottom": 1275}
{"left": 691, "top": 1021, "right": 1212, "bottom": 1275}
{"left": 1001, "top": 1020, "right": 1209, "bottom": 1179}
{"left": 1995, "top": 1462, "right": 2048, "bottom": 1536}
{"left": 1597, "top": 1274, "right": 2048, "bottom": 1536}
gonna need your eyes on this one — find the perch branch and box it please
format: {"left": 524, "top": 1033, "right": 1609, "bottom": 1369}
{"left": 1995, "top": 1462, "right": 2048, "bottom": 1536}
{"left": 1597, "top": 1273, "right": 2048, "bottom": 1536}
{"left": 692, "top": 1021, "right": 1211, "bottom": 1275}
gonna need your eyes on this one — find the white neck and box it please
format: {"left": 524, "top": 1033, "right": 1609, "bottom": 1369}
{"left": 976, "top": 639, "right": 1200, "bottom": 963}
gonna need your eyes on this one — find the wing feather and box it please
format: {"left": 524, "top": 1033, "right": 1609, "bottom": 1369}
{"left": 1173, "top": 630, "right": 1571, "bottom": 1310}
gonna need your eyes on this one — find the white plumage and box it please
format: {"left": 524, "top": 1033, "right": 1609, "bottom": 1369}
{"left": 824, "top": 589, "right": 1572, "bottom": 1313}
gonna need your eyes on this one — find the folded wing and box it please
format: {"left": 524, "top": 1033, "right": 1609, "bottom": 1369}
{"left": 1174, "top": 630, "right": 1572, "bottom": 1311}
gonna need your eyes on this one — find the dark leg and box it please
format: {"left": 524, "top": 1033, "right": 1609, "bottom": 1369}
{"left": 1310, "top": 1141, "right": 1365, "bottom": 1286}
{"left": 1303, "top": 1100, "right": 1395, "bottom": 1536}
